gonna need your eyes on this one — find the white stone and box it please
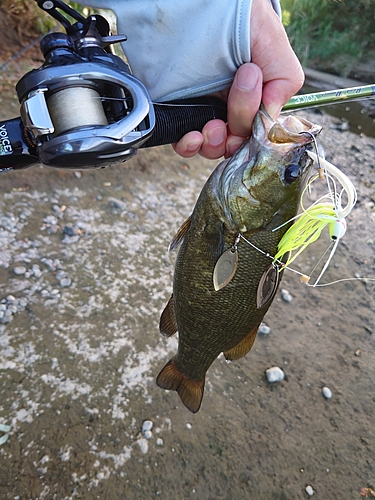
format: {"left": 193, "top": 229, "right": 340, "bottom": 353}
{"left": 0, "top": 433, "right": 10, "bottom": 445}
{"left": 144, "top": 430, "right": 152, "bottom": 440}
{"left": 258, "top": 323, "right": 271, "bottom": 335}
{"left": 13, "top": 266, "right": 27, "bottom": 276}
{"left": 137, "top": 438, "right": 148, "bottom": 454}
{"left": 156, "top": 438, "right": 163, "bottom": 446}
{"left": 142, "top": 420, "right": 153, "bottom": 432}
{"left": 60, "top": 277, "right": 72, "bottom": 288}
{"left": 266, "top": 366, "right": 285, "bottom": 383}
{"left": 305, "top": 485, "right": 314, "bottom": 496}
{"left": 281, "top": 289, "right": 293, "bottom": 302}
{"left": 322, "top": 387, "right": 332, "bottom": 399}
{"left": 186, "top": 423, "right": 192, "bottom": 430}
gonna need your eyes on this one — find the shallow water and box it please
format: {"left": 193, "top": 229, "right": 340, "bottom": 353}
{"left": 302, "top": 84, "right": 375, "bottom": 139}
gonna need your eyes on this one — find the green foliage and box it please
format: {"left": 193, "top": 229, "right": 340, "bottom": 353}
{"left": 281, "top": 0, "right": 375, "bottom": 76}
{"left": 0, "top": 0, "right": 95, "bottom": 37}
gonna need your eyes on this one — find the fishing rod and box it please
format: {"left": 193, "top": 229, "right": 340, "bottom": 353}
{"left": 282, "top": 84, "right": 375, "bottom": 112}
{"left": 0, "top": 0, "right": 374, "bottom": 173}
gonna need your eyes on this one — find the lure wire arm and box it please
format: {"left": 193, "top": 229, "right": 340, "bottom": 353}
{"left": 307, "top": 151, "right": 357, "bottom": 218}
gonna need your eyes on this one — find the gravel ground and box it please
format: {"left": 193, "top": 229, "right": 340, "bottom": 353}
{"left": 0, "top": 89, "right": 374, "bottom": 499}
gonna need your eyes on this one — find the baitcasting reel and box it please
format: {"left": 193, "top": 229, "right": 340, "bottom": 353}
{"left": 0, "top": 0, "right": 226, "bottom": 172}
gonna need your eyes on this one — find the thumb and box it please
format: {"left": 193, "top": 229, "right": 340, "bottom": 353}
{"left": 262, "top": 74, "right": 304, "bottom": 120}
{"left": 227, "top": 63, "right": 262, "bottom": 138}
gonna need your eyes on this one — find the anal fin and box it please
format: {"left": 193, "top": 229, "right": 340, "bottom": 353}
{"left": 223, "top": 323, "right": 260, "bottom": 361}
{"left": 159, "top": 295, "right": 178, "bottom": 337}
{"left": 156, "top": 359, "right": 204, "bottom": 413}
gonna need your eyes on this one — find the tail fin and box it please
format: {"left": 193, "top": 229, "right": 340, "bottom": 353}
{"left": 156, "top": 359, "right": 205, "bottom": 413}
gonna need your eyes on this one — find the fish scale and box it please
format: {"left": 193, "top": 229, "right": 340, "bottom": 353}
{"left": 157, "top": 110, "right": 321, "bottom": 413}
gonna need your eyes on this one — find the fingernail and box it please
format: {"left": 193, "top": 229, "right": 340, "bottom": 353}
{"left": 207, "top": 127, "right": 225, "bottom": 147}
{"left": 226, "top": 136, "right": 245, "bottom": 157}
{"left": 186, "top": 140, "right": 202, "bottom": 152}
{"left": 265, "top": 103, "right": 282, "bottom": 120}
{"left": 235, "top": 65, "right": 259, "bottom": 91}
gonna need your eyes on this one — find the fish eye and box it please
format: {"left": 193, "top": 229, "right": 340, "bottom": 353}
{"left": 284, "top": 163, "right": 301, "bottom": 184}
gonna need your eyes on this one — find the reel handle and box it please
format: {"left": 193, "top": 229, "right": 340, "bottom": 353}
{"left": 142, "top": 97, "right": 228, "bottom": 148}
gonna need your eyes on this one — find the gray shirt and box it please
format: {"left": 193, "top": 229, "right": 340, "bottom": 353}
{"left": 79, "top": 0, "right": 281, "bottom": 102}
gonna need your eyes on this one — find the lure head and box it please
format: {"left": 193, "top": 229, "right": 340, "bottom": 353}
{"left": 329, "top": 217, "right": 347, "bottom": 241}
{"left": 221, "top": 111, "right": 322, "bottom": 232}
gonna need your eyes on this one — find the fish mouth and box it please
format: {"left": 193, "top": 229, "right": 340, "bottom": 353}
{"left": 243, "top": 110, "right": 322, "bottom": 189}
{"left": 256, "top": 109, "right": 322, "bottom": 146}
{"left": 243, "top": 110, "right": 321, "bottom": 185}
{"left": 219, "top": 110, "right": 322, "bottom": 231}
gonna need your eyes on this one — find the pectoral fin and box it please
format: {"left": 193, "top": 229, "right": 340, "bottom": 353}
{"left": 156, "top": 359, "right": 205, "bottom": 413}
{"left": 159, "top": 295, "right": 178, "bottom": 337}
{"left": 223, "top": 323, "right": 260, "bottom": 361}
{"left": 168, "top": 215, "right": 192, "bottom": 252}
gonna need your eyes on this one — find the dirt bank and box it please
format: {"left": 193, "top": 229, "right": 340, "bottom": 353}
{"left": 0, "top": 68, "right": 374, "bottom": 500}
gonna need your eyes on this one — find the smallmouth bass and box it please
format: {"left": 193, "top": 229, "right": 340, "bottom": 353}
{"left": 157, "top": 110, "right": 321, "bottom": 413}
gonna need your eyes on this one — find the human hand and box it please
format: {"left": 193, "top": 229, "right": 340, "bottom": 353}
{"left": 173, "top": 0, "right": 304, "bottom": 160}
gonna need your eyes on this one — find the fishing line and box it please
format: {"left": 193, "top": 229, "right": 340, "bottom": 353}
{"left": 0, "top": 25, "right": 59, "bottom": 71}
{"left": 152, "top": 102, "right": 227, "bottom": 108}
{"left": 239, "top": 231, "right": 375, "bottom": 287}
{"left": 91, "top": 95, "right": 227, "bottom": 110}
{"left": 238, "top": 233, "right": 308, "bottom": 280}
{"left": 305, "top": 277, "right": 375, "bottom": 287}
{"left": 100, "top": 96, "right": 132, "bottom": 102}
{"left": 307, "top": 240, "right": 335, "bottom": 277}
{"left": 48, "top": 94, "right": 220, "bottom": 134}
{"left": 48, "top": 93, "right": 365, "bottom": 287}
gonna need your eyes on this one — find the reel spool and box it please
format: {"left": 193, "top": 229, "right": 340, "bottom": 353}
{"left": 47, "top": 85, "right": 108, "bottom": 136}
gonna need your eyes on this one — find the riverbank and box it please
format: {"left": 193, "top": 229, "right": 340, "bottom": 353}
{"left": 0, "top": 62, "right": 374, "bottom": 499}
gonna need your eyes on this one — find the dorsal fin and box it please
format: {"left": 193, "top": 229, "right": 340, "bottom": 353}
{"left": 159, "top": 295, "right": 178, "bottom": 337}
{"left": 156, "top": 359, "right": 205, "bottom": 413}
{"left": 223, "top": 323, "right": 260, "bottom": 361}
{"left": 168, "top": 215, "right": 192, "bottom": 252}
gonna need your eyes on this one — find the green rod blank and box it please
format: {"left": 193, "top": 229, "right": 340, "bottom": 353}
{"left": 282, "top": 84, "right": 375, "bottom": 112}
